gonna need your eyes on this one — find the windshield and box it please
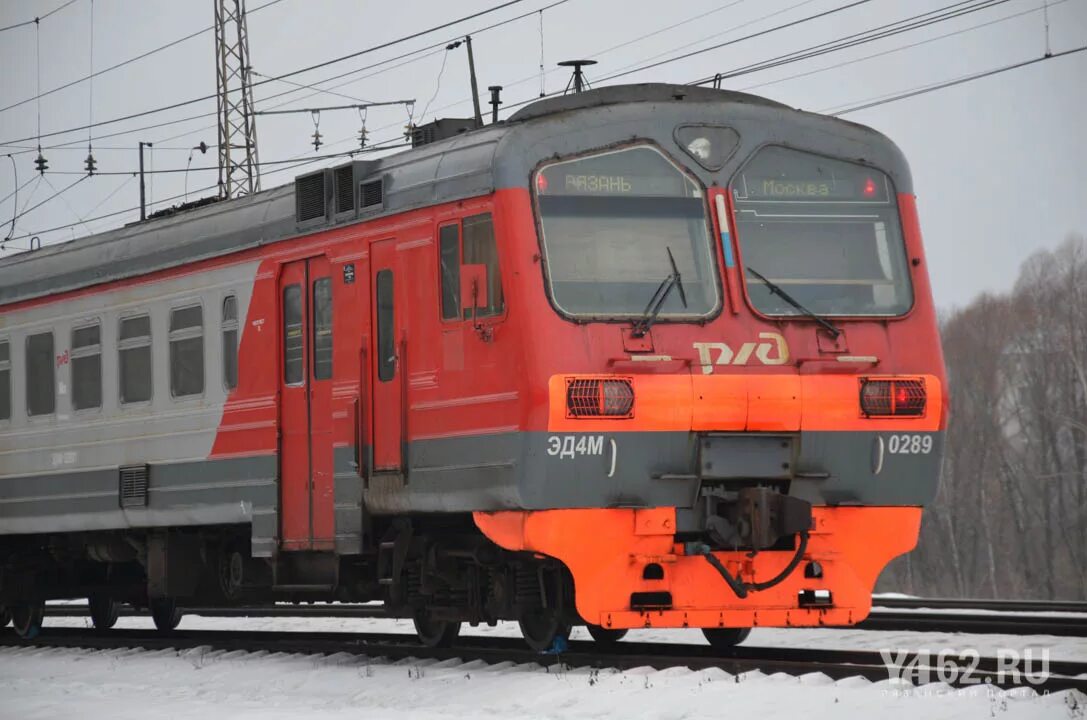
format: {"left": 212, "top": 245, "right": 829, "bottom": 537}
{"left": 732, "top": 146, "right": 913, "bottom": 317}
{"left": 534, "top": 145, "right": 720, "bottom": 319}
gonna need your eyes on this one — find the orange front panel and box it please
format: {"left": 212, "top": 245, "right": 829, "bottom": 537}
{"left": 691, "top": 375, "right": 747, "bottom": 431}
{"left": 549, "top": 372, "right": 944, "bottom": 434}
{"left": 746, "top": 374, "right": 801, "bottom": 431}
{"left": 475, "top": 506, "right": 920, "bottom": 629}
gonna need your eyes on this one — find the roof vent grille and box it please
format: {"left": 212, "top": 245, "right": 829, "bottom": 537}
{"left": 334, "top": 165, "right": 355, "bottom": 214}
{"left": 360, "top": 178, "right": 383, "bottom": 212}
{"left": 295, "top": 172, "right": 327, "bottom": 222}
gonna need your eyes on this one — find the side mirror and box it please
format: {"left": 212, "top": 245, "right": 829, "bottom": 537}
{"left": 460, "top": 263, "right": 489, "bottom": 317}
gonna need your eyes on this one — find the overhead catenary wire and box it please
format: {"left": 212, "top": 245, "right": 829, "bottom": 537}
{"left": 8, "top": 175, "right": 89, "bottom": 228}
{"left": 732, "top": 0, "right": 1072, "bottom": 94}
{"left": 829, "top": 44, "right": 1087, "bottom": 115}
{"left": 0, "top": 0, "right": 570, "bottom": 157}
{"left": 255, "top": 100, "right": 415, "bottom": 116}
{"left": 4, "top": 0, "right": 1076, "bottom": 249}
{"left": 594, "top": 0, "right": 874, "bottom": 85}
{"left": 0, "top": 0, "right": 79, "bottom": 34}
{"left": 0, "top": 0, "right": 532, "bottom": 147}
{"left": 486, "top": 0, "right": 869, "bottom": 118}
{"left": 0, "top": 140, "right": 411, "bottom": 244}
{"left": 0, "top": 0, "right": 289, "bottom": 114}
{"left": 687, "top": 0, "right": 1013, "bottom": 87}
{"left": 3, "top": 155, "right": 25, "bottom": 241}
{"left": 41, "top": 174, "right": 93, "bottom": 236}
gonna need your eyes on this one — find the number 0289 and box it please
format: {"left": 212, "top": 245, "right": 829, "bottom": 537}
{"left": 886, "top": 434, "right": 933, "bottom": 455}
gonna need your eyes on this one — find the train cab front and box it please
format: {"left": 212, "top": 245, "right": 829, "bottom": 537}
{"left": 474, "top": 92, "right": 948, "bottom": 638}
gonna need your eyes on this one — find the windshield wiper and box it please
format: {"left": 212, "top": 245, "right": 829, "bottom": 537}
{"left": 746, "top": 266, "right": 841, "bottom": 338}
{"left": 631, "top": 247, "right": 687, "bottom": 338}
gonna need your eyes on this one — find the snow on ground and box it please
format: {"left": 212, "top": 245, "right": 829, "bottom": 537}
{"left": 40, "top": 613, "right": 1087, "bottom": 663}
{"left": 1, "top": 644, "right": 1082, "bottom": 720}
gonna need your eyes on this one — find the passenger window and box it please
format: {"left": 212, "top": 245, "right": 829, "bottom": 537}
{"left": 312, "top": 278, "right": 333, "bottom": 380}
{"left": 26, "top": 331, "right": 55, "bottom": 416}
{"left": 119, "top": 315, "right": 152, "bottom": 404}
{"left": 169, "top": 305, "right": 204, "bottom": 398}
{"left": 462, "top": 213, "right": 504, "bottom": 319}
{"left": 222, "top": 295, "right": 239, "bottom": 390}
{"left": 376, "top": 270, "right": 395, "bottom": 382}
{"left": 283, "top": 285, "right": 303, "bottom": 384}
{"left": 72, "top": 323, "right": 102, "bottom": 410}
{"left": 0, "top": 340, "right": 10, "bottom": 421}
{"left": 438, "top": 224, "right": 460, "bottom": 320}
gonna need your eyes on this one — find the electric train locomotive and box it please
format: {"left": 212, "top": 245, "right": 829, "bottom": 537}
{"left": 0, "top": 84, "right": 946, "bottom": 649}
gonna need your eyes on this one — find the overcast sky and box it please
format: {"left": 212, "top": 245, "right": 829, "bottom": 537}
{"left": 0, "top": 0, "right": 1084, "bottom": 308}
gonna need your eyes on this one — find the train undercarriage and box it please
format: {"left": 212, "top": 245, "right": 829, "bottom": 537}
{"left": 0, "top": 517, "right": 666, "bottom": 651}
{"left": 0, "top": 489, "right": 810, "bottom": 651}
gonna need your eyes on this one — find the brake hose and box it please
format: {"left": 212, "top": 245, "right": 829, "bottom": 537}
{"left": 701, "top": 531, "right": 810, "bottom": 600}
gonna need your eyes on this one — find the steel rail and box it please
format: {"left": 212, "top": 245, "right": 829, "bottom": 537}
{"left": 872, "top": 597, "right": 1087, "bottom": 613}
{"left": 2, "top": 627, "right": 1083, "bottom": 693}
{"left": 40, "top": 601, "right": 1087, "bottom": 637}
{"left": 861, "top": 610, "right": 1087, "bottom": 637}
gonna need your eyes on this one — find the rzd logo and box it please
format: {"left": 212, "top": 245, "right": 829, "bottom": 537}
{"left": 694, "top": 332, "right": 789, "bottom": 374}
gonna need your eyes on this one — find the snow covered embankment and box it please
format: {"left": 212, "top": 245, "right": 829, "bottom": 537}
{"left": 1, "top": 645, "right": 1082, "bottom": 720}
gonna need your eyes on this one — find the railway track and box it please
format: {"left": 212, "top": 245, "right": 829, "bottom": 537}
{"left": 40, "top": 598, "right": 1087, "bottom": 637}
{"left": 873, "top": 596, "right": 1087, "bottom": 614}
{"left": 3, "top": 627, "right": 1084, "bottom": 694}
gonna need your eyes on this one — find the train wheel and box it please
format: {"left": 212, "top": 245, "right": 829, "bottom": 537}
{"left": 88, "top": 595, "right": 120, "bottom": 630}
{"left": 10, "top": 602, "right": 45, "bottom": 639}
{"left": 412, "top": 611, "right": 461, "bottom": 648}
{"left": 519, "top": 610, "right": 572, "bottom": 652}
{"left": 0, "top": 606, "right": 11, "bottom": 628}
{"left": 702, "top": 627, "right": 752, "bottom": 651}
{"left": 149, "top": 598, "right": 183, "bottom": 632}
{"left": 586, "top": 624, "right": 628, "bottom": 645}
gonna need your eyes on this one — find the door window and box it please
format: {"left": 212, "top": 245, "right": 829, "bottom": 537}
{"left": 283, "top": 285, "right": 304, "bottom": 384}
{"left": 312, "top": 277, "right": 333, "bottom": 380}
{"left": 222, "top": 295, "right": 239, "bottom": 390}
{"left": 376, "top": 270, "right": 395, "bottom": 382}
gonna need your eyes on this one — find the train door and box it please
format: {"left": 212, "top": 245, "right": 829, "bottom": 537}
{"left": 370, "top": 239, "right": 402, "bottom": 473}
{"left": 278, "top": 256, "right": 335, "bottom": 551}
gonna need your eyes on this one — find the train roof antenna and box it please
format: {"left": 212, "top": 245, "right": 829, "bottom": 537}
{"left": 559, "top": 59, "right": 596, "bottom": 94}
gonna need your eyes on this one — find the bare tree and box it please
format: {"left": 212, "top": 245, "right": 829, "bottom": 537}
{"left": 879, "top": 233, "right": 1087, "bottom": 600}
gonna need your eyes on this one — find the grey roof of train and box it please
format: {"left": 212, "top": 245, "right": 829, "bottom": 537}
{"left": 0, "top": 83, "right": 908, "bottom": 307}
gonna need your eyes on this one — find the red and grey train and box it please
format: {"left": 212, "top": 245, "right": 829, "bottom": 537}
{"left": 0, "top": 84, "right": 946, "bottom": 649}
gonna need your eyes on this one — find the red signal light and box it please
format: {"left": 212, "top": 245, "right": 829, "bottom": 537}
{"left": 536, "top": 173, "right": 549, "bottom": 193}
{"left": 860, "top": 378, "right": 926, "bottom": 417}
{"left": 863, "top": 177, "right": 877, "bottom": 197}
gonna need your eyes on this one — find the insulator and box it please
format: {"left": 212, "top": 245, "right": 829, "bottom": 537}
{"left": 33, "top": 151, "right": 48, "bottom": 174}
{"left": 311, "top": 129, "right": 323, "bottom": 151}
{"left": 84, "top": 152, "right": 97, "bottom": 175}
{"left": 357, "top": 127, "right": 368, "bottom": 149}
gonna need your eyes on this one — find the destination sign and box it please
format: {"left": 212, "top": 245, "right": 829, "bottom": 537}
{"left": 738, "top": 174, "right": 889, "bottom": 202}
{"left": 537, "top": 170, "right": 689, "bottom": 197}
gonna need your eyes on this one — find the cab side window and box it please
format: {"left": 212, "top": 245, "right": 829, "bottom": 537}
{"left": 439, "top": 224, "right": 461, "bottom": 320}
{"left": 437, "top": 212, "right": 504, "bottom": 321}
